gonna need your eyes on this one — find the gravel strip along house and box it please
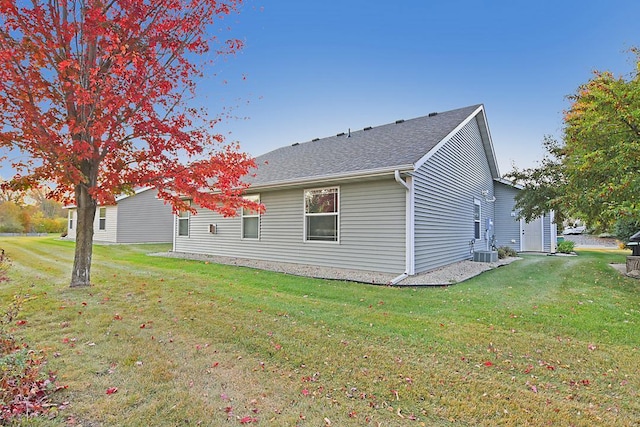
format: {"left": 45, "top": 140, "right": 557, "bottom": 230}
{"left": 172, "top": 104, "right": 554, "bottom": 284}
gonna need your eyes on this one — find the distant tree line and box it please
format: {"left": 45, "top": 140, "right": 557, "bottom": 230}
{"left": 0, "top": 184, "right": 67, "bottom": 234}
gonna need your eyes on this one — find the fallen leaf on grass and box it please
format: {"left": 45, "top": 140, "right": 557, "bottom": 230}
{"left": 15, "top": 320, "right": 27, "bottom": 325}
{"left": 483, "top": 361, "right": 493, "bottom": 367}
{"left": 239, "top": 416, "right": 257, "bottom": 424}
{"left": 106, "top": 387, "right": 118, "bottom": 395}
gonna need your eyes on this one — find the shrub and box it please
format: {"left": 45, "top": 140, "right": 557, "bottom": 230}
{"left": 497, "top": 246, "right": 518, "bottom": 259}
{"left": 613, "top": 217, "right": 640, "bottom": 243}
{"left": 557, "top": 240, "right": 576, "bottom": 254}
{"left": 0, "top": 294, "right": 65, "bottom": 423}
{"left": 0, "top": 251, "right": 8, "bottom": 284}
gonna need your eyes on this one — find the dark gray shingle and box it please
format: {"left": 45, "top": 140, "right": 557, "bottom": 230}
{"left": 246, "top": 104, "right": 482, "bottom": 187}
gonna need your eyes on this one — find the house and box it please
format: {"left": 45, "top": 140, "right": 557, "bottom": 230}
{"left": 66, "top": 187, "right": 174, "bottom": 244}
{"left": 172, "top": 104, "right": 553, "bottom": 283}
{"left": 493, "top": 179, "right": 557, "bottom": 253}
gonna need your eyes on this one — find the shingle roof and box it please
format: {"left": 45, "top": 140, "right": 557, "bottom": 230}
{"left": 246, "top": 104, "right": 483, "bottom": 187}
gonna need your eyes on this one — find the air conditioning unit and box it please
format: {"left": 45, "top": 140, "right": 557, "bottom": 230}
{"left": 473, "top": 250, "right": 498, "bottom": 263}
{"left": 208, "top": 224, "right": 217, "bottom": 234}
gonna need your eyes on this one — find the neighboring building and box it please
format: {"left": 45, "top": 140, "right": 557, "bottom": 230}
{"left": 66, "top": 187, "right": 173, "bottom": 244}
{"left": 172, "top": 105, "right": 553, "bottom": 283}
{"left": 493, "top": 179, "right": 557, "bottom": 253}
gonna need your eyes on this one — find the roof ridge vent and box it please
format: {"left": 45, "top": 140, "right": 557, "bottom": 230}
{"left": 428, "top": 112, "right": 438, "bottom": 117}
{"left": 363, "top": 126, "right": 372, "bottom": 131}
{"left": 312, "top": 138, "right": 320, "bottom": 142}
{"left": 395, "top": 119, "right": 404, "bottom": 124}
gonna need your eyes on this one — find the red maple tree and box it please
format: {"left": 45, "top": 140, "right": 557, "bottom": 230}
{"left": 0, "top": 0, "right": 259, "bottom": 286}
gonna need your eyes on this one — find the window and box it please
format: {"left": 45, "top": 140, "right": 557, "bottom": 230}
{"left": 68, "top": 210, "right": 73, "bottom": 230}
{"left": 178, "top": 204, "right": 190, "bottom": 237}
{"left": 474, "top": 199, "right": 481, "bottom": 240}
{"left": 99, "top": 207, "right": 106, "bottom": 230}
{"left": 242, "top": 194, "right": 260, "bottom": 239}
{"left": 304, "top": 187, "right": 339, "bottom": 242}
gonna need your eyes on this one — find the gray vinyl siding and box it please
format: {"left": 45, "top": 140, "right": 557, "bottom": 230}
{"left": 116, "top": 189, "right": 174, "bottom": 243}
{"left": 92, "top": 205, "right": 118, "bottom": 243}
{"left": 64, "top": 207, "right": 117, "bottom": 242}
{"left": 66, "top": 209, "right": 77, "bottom": 240}
{"left": 493, "top": 181, "right": 521, "bottom": 252}
{"left": 413, "top": 117, "right": 496, "bottom": 273}
{"left": 543, "top": 214, "right": 557, "bottom": 253}
{"left": 174, "top": 178, "right": 406, "bottom": 274}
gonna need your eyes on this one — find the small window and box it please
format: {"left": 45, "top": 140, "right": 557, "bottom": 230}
{"left": 68, "top": 210, "right": 73, "bottom": 230}
{"left": 178, "top": 205, "right": 190, "bottom": 237}
{"left": 242, "top": 194, "right": 260, "bottom": 239}
{"left": 474, "top": 199, "right": 481, "bottom": 240}
{"left": 99, "top": 207, "right": 106, "bottom": 230}
{"left": 304, "top": 187, "right": 339, "bottom": 242}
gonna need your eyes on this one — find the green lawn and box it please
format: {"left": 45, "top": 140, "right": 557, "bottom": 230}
{"left": 0, "top": 236, "right": 639, "bottom": 426}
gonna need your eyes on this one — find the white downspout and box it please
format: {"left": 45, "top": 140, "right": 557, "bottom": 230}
{"left": 394, "top": 169, "right": 410, "bottom": 191}
{"left": 390, "top": 170, "right": 414, "bottom": 285}
{"left": 172, "top": 212, "right": 177, "bottom": 252}
{"left": 550, "top": 211, "right": 557, "bottom": 253}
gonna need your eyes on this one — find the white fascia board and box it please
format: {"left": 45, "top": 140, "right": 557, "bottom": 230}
{"left": 413, "top": 105, "right": 483, "bottom": 170}
{"left": 475, "top": 107, "right": 500, "bottom": 178}
{"left": 115, "top": 186, "right": 154, "bottom": 202}
{"left": 413, "top": 105, "right": 500, "bottom": 179}
{"left": 63, "top": 186, "right": 154, "bottom": 209}
{"left": 494, "top": 177, "right": 524, "bottom": 190}
{"left": 245, "top": 165, "right": 415, "bottom": 191}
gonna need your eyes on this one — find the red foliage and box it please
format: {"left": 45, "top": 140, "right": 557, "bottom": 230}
{"left": 0, "top": 340, "right": 65, "bottom": 422}
{"left": 0, "top": 1, "right": 261, "bottom": 285}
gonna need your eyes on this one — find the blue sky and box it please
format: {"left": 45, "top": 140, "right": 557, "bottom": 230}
{"left": 204, "top": 0, "right": 640, "bottom": 174}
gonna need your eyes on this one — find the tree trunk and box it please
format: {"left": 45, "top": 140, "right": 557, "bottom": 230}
{"left": 71, "top": 184, "right": 96, "bottom": 287}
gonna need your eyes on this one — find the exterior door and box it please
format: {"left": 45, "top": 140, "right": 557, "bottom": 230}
{"left": 521, "top": 217, "right": 543, "bottom": 252}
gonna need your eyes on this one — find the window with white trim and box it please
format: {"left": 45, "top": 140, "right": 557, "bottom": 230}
{"left": 68, "top": 210, "right": 73, "bottom": 230}
{"left": 304, "top": 187, "right": 339, "bottom": 242}
{"left": 242, "top": 194, "right": 260, "bottom": 239}
{"left": 98, "top": 207, "right": 107, "bottom": 230}
{"left": 473, "top": 199, "right": 481, "bottom": 240}
{"left": 178, "top": 203, "right": 190, "bottom": 237}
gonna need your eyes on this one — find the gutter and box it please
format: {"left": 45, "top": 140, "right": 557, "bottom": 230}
{"left": 245, "top": 165, "right": 415, "bottom": 191}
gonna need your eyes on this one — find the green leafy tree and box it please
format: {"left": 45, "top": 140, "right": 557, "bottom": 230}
{"left": 506, "top": 49, "right": 640, "bottom": 230}
{"left": 562, "top": 49, "right": 640, "bottom": 228}
{"left": 505, "top": 136, "right": 568, "bottom": 225}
